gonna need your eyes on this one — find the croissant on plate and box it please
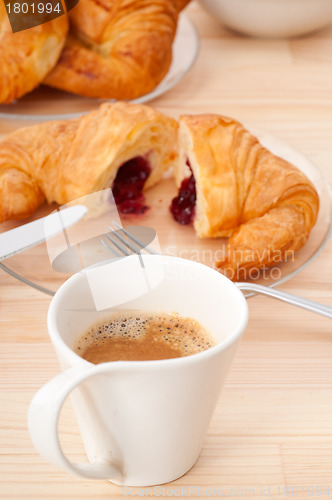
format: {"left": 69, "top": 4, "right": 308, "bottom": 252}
{"left": 44, "top": 0, "right": 190, "bottom": 99}
{"left": 0, "top": 1, "right": 68, "bottom": 104}
{"left": 171, "top": 114, "right": 319, "bottom": 280}
{"left": 0, "top": 102, "right": 178, "bottom": 223}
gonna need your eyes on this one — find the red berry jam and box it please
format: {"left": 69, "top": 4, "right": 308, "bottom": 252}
{"left": 112, "top": 157, "right": 151, "bottom": 215}
{"left": 170, "top": 169, "right": 196, "bottom": 225}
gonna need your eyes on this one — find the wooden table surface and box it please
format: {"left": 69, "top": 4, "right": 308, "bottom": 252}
{"left": 1, "top": 2, "right": 332, "bottom": 498}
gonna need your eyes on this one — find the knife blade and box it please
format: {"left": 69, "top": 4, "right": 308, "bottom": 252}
{"left": 0, "top": 205, "right": 87, "bottom": 262}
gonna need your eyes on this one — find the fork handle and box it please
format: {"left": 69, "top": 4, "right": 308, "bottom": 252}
{"left": 236, "top": 282, "right": 332, "bottom": 319}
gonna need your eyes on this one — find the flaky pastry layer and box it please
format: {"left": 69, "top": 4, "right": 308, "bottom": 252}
{"left": 0, "top": 102, "right": 178, "bottom": 222}
{"left": 176, "top": 114, "right": 319, "bottom": 279}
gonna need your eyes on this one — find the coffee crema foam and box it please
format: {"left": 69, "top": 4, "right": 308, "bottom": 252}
{"left": 74, "top": 311, "right": 217, "bottom": 363}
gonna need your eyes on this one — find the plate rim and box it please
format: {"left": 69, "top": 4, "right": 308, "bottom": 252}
{"left": 0, "top": 14, "right": 200, "bottom": 121}
{"left": 0, "top": 125, "right": 331, "bottom": 297}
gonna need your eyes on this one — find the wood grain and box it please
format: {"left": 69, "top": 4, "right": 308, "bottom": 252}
{"left": 1, "top": 1, "right": 332, "bottom": 498}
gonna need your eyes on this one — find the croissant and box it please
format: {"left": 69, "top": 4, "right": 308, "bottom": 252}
{"left": 43, "top": 0, "right": 186, "bottom": 99}
{"left": 0, "top": 2, "right": 68, "bottom": 104}
{"left": 171, "top": 114, "right": 319, "bottom": 280}
{"left": 175, "top": 0, "right": 192, "bottom": 10}
{"left": 0, "top": 102, "right": 178, "bottom": 223}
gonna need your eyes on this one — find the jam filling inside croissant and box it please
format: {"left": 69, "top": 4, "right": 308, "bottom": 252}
{"left": 170, "top": 163, "right": 196, "bottom": 225}
{"left": 112, "top": 157, "right": 151, "bottom": 215}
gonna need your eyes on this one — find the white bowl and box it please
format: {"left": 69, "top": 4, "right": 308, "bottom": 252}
{"left": 198, "top": 0, "right": 332, "bottom": 38}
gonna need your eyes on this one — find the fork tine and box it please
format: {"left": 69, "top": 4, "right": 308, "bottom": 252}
{"left": 105, "top": 225, "right": 146, "bottom": 268}
{"left": 101, "top": 238, "right": 122, "bottom": 257}
{"left": 104, "top": 231, "right": 131, "bottom": 256}
{"left": 108, "top": 226, "right": 143, "bottom": 255}
{"left": 102, "top": 222, "right": 159, "bottom": 260}
{"left": 111, "top": 221, "right": 159, "bottom": 255}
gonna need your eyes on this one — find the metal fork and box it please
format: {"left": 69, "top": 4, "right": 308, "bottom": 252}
{"left": 101, "top": 221, "right": 158, "bottom": 259}
{"left": 101, "top": 221, "right": 160, "bottom": 270}
{"left": 101, "top": 222, "right": 332, "bottom": 320}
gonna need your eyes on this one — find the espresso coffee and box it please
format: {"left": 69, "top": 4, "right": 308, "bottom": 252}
{"left": 74, "top": 311, "right": 217, "bottom": 363}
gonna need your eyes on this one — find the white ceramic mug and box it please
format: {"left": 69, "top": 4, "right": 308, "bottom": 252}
{"left": 28, "top": 255, "right": 248, "bottom": 486}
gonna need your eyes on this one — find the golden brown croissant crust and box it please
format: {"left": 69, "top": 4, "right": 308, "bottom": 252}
{"left": 175, "top": 0, "right": 192, "bottom": 11}
{"left": 0, "top": 102, "right": 178, "bottom": 223}
{"left": 0, "top": 2, "right": 68, "bottom": 104}
{"left": 176, "top": 114, "right": 319, "bottom": 280}
{"left": 44, "top": 0, "right": 182, "bottom": 99}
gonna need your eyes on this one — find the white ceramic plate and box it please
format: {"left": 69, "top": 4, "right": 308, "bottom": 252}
{"left": 0, "top": 14, "right": 199, "bottom": 121}
{"left": 0, "top": 128, "right": 331, "bottom": 296}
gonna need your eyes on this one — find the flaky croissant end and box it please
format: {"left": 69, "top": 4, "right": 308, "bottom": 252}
{"left": 173, "top": 113, "right": 319, "bottom": 280}
{"left": 0, "top": 102, "right": 178, "bottom": 223}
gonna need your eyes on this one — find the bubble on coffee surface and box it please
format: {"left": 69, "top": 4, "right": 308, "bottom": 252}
{"left": 74, "top": 311, "right": 217, "bottom": 362}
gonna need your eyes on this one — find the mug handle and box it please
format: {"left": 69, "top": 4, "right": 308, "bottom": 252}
{"left": 28, "top": 363, "right": 122, "bottom": 480}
